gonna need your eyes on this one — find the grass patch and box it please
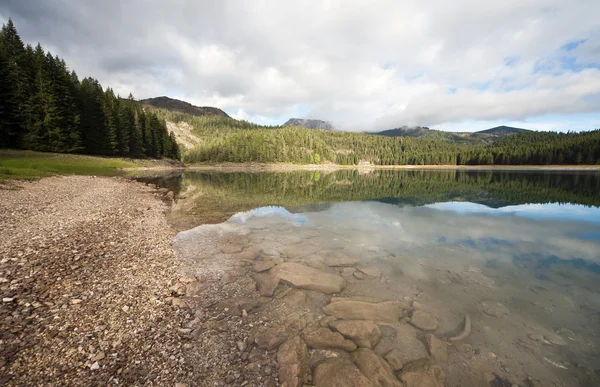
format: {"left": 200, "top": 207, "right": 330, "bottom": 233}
{"left": 0, "top": 150, "right": 140, "bottom": 181}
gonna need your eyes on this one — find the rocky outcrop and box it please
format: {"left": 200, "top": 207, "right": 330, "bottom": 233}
{"left": 271, "top": 263, "right": 346, "bottom": 294}
{"left": 322, "top": 300, "right": 409, "bottom": 323}
{"left": 329, "top": 320, "right": 382, "bottom": 348}
{"left": 351, "top": 348, "right": 403, "bottom": 387}
{"left": 314, "top": 358, "right": 374, "bottom": 387}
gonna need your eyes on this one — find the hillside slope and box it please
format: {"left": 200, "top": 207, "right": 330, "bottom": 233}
{"left": 139, "top": 96, "right": 229, "bottom": 118}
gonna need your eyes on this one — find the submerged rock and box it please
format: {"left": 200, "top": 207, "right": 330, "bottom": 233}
{"left": 399, "top": 358, "right": 445, "bottom": 387}
{"left": 313, "top": 358, "right": 374, "bottom": 387}
{"left": 422, "top": 334, "right": 448, "bottom": 362}
{"left": 252, "top": 273, "right": 280, "bottom": 297}
{"left": 301, "top": 327, "right": 358, "bottom": 351}
{"left": 277, "top": 336, "right": 310, "bottom": 387}
{"left": 357, "top": 266, "right": 382, "bottom": 279}
{"left": 322, "top": 300, "right": 409, "bottom": 323}
{"left": 323, "top": 252, "right": 360, "bottom": 267}
{"left": 329, "top": 320, "right": 382, "bottom": 348}
{"left": 253, "top": 260, "right": 277, "bottom": 272}
{"left": 271, "top": 262, "right": 346, "bottom": 294}
{"left": 351, "top": 348, "right": 403, "bottom": 387}
{"left": 410, "top": 310, "right": 438, "bottom": 331}
{"left": 255, "top": 326, "right": 291, "bottom": 350}
{"left": 481, "top": 301, "right": 510, "bottom": 318}
{"left": 384, "top": 348, "right": 404, "bottom": 371}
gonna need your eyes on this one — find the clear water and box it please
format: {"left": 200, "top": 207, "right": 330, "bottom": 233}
{"left": 138, "top": 169, "right": 600, "bottom": 385}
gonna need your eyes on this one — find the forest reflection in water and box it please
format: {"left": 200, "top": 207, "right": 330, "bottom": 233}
{"left": 134, "top": 168, "right": 600, "bottom": 230}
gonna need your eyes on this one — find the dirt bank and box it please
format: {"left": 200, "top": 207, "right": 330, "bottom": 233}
{"left": 0, "top": 176, "right": 193, "bottom": 386}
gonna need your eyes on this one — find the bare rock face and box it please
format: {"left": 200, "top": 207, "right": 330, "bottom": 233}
{"left": 301, "top": 327, "right": 358, "bottom": 351}
{"left": 322, "top": 300, "right": 409, "bottom": 323}
{"left": 255, "top": 326, "right": 291, "bottom": 350}
{"left": 277, "top": 336, "right": 310, "bottom": 387}
{"left": 314, "top": 358, "right": 374, "bottom": 387}
{"left": 384, "top": 348, "right": 404, "bottom": 371}
{"left": 252, "top": 273, "right": 280, "bottom": 297}
{"left": 351, "top": 348, "right": 404, "bottom": 387}
{"left": 329, "top": 320, "right": 382, "bottom": 348}
{"left": 409, "top": 310, "right": 438, "bottom": 331}
{"left": 399, "top": 358, "right": 446, "bottom": 387}
{"left": 422, "top": 334, "right": 448, "bottom": 362}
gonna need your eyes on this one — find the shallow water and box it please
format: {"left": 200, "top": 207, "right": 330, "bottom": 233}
{"left": 144, "top": 169, "right": 600, "bottom": 385}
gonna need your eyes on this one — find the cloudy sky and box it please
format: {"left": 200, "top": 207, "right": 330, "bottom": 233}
{"left": 1, "top": 0, "right": 599, "bottom": 132}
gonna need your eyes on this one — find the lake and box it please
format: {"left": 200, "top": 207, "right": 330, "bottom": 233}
{"left": 139, "top": 169, "right": 600, "bottom": 386}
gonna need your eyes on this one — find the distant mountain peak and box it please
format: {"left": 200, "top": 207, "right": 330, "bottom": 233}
{"left": 139, "top": 96, "right": 229, "bottom": 118}
{"left": 476, "top": 125, "right": 531, "bottom": 135}
{"left": 283, "top": 118, "right": 334, "bottom": 130}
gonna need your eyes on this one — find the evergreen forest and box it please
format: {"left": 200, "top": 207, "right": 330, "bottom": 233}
{"left": 151, "top": 108, "right": 600, "bottom": 166}
{"left": 0, "top": 20, "right": 180, "bottom": 160}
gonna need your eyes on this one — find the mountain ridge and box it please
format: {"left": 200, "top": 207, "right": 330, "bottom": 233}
{"left": 139, "top": 96, "right": 229, "bottom": 118}
{"left": 283, "top": 118, "right": 334, "bottom": 130}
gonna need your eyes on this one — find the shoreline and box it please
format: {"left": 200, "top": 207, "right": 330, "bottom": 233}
{"left": 125, "top": 163, "right": 600, "bottom": 173}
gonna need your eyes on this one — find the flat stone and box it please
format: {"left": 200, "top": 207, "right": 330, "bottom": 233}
{"left": 313, "top": 358, "right": 374, "bottom": 387}
{"left": 399, "top": 358, "right": 445, "bottom": 387}
{"left": 253, "top": 260, "right": 277, "bottom": 272}
{"left": 319, "top": 316, "right": 338, "bottom": 327}
{"left": 481, "top": 301, "right": 509, "bottom": 318}
{"left": 384, "top": 349, "right": 404, "bottom": 371}
{"left": 409, "top": 310, "right": 437, "bottom": 331}
{"left": 351, "top": 348, "right": 403, "bottom": 387}
{"left": 329, "top": 320, "right": 382, "bottom": 348}
{"left": 255, "top": 326, "right": 291, "bottom": 350}
{"left": 357, "top": 266, "right": 382, "bottom": 279}
{"left": 271, "top": 263, "right": 345, "bottom": 294}
{"left": 422, "top": 334, "right": 447, "bottom": 362}
{"left": 171, "top": 298, "right": 189, "bottom": 308}
{"left": 323, "top": 252, "right": 360, "bottom": 267}
{"left": 354, "top": 271, "right": 366, "bottom": 280}
{"left": 253, "top": 273, "right": 280, "bottom": 297}
{"left": 322, "top": 300, "right": 409, "bottom": 323}
{"left": 301, "top": 327, "right": 357, "bottom": 351}
{"left": 309, "top": 349, "right": 352, "bottom": 370}
{"left": 341, "top": 267, "right": 356, "bottom": 278}
{"left": 277, "top": 336, "right": 310, "bottom": 387}
{"left": 185, "top": 281, "right": 208, "bottom": 297}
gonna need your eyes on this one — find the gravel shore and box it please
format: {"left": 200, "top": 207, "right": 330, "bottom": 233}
{"left": 0, "top": 176, "right": 193, "bottom": 386}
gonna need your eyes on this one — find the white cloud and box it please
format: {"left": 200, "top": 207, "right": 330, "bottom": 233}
{"left": 2, "top": 0, "right": 600, "bottom": 131}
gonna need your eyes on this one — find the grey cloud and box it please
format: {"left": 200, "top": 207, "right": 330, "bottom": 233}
{"left": 1, "top": 0, "right": 600, "bottom": 129}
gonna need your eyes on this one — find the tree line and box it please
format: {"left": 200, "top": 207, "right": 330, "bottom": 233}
{"left": 0, "top": 19, "right": 180, "bottom": 160}
{"left": 174, "top": 112, "right": 600, "bottom": 166}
